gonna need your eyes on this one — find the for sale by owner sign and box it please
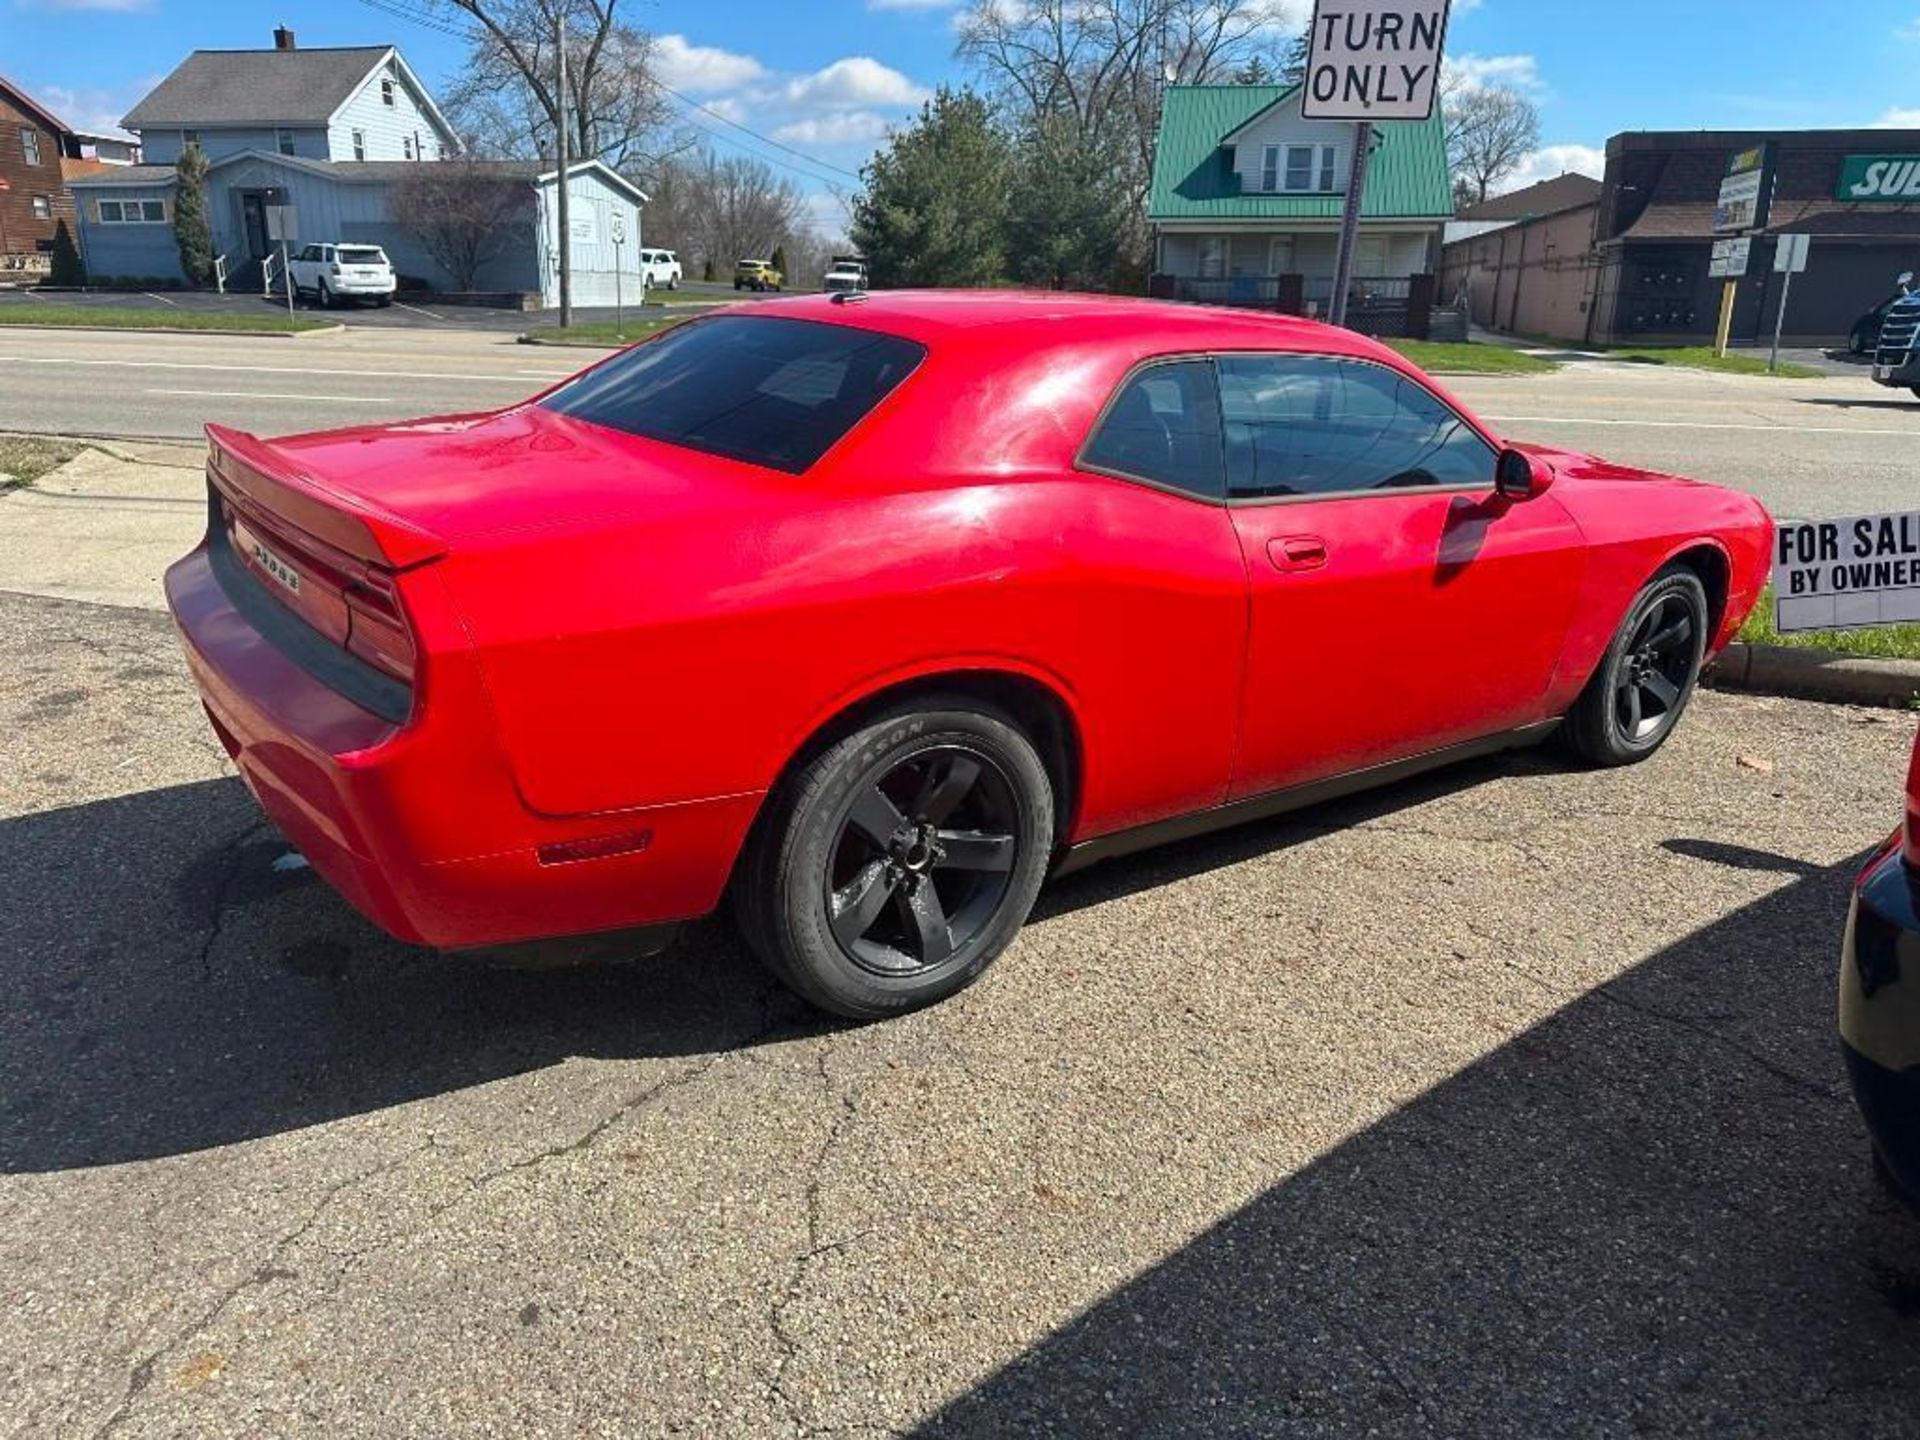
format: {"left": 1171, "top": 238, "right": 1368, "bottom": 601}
{"left": 1301, "top": 0, "right": 1450, "bottom": 121}
{"left": 1773, "top": 511, "right": 1920, "bottom": 632}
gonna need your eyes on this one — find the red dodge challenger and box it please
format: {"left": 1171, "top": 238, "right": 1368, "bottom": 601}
{"left": 165, "top": 293, "right": 1773, "bottom": 1017}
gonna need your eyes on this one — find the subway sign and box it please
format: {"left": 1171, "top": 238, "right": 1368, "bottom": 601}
{"left": 1839, "top": 155, "right": 1920, "bottom": 202}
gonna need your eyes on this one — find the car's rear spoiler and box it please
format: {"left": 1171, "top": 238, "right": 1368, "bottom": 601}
{"left": 205, "top": 423, "right": 447, "bottom": 570}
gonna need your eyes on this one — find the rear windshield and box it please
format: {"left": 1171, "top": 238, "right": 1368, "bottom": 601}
{"left": 338, "top": 247, "right": 386, "bottom": 265}
{"left": 539, "top": 315, "right": 925, "bottom": 474}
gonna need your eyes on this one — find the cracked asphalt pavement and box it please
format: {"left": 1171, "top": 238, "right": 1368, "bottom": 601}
{"left": 5, "top": 587, "right": 1920, "bottom": 1437}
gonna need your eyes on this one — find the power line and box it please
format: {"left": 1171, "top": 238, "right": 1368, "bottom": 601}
{"left": 350, "top": 0, "right": 867, "bottom": 187}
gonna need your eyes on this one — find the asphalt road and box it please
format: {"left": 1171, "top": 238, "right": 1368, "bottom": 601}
{"left": 3, "top": 583, "right": 1920, "bottom": 1436}
{"left": 1, "top": 324, "right": 1916, "bottom": 518}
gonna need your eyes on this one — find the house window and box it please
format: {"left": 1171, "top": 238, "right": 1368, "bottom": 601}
{"left": 1319, "top": 147, "right": 1338, "bottom": 191}
{"left": 413, "top": 130, "right": 423, "bottom": 161}
{"left": 97, "top": 199, "right": 167, "bottom": 224}
{"left": 1284, "top": 146, "right": 1314, "bottom": 191}
{"left": 381, "top": 77, "right": 396, "bottom": 106}
{"left": 32, "top": 195, "right": 51, "bottom": 220}
{"left": 352, "top": 129, "right": 367, "bottom": 160}
{"left": 1261, "top": 146, "right": 1279, "bottom": 192}
{"left": 20, "top": 128, "right": 41, "bottom": 167}
{"left": 276, "top": 127, "right": 296, "bottom": 156}
{"left": 402, "top": 135, "right": 415, "bottom": 161}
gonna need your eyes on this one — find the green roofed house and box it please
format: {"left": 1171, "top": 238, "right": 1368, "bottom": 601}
{"left": 1147, "top": 83, "right": 1453, "bottom": 322}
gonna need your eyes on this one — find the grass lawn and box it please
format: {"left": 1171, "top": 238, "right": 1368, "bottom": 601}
{"left": 0, "top": 305, "right": 331, "bottom": 335}
{"left": 519, "top": 317, "right": 686, "bottom": 346}
{"left": 1387, "top": 340, "right": 1559, "bottom": 376}
{"left": 1606, "top": 346, "right": 1824, "bottom": 380}
{"left": 1738, "top": 587, "right": 1920, "bottom": 661}
{"left": 0, "top": 434, "right": 84, "bottom": 490}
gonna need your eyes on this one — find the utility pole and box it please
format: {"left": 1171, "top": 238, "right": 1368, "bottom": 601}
{"left": 554, "top": 8, "right": 573, "bottom": 328}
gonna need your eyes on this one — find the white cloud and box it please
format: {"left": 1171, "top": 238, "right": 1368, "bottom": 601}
{"left": 1499, "top": 143, "right": 1607, "bottom": 193}
{"left": 1899, "top": 18, "right": 1920, "bottom": 41}
{"left": 1444, "top": 52, "right": 1545, "bottom": 95}
{"left": 1874, "top": 107, "right": 1920, "bottom": 127}
{"left": 784, "top": 57, "right": 931, "bottom": 109}
{"left": 773, "top": 111, "right": 895, "bottom": 145}
{"left": 34, "top": 78, "right": 154, "bottom": 134}
{"left": 868, "top": 0, "right": 959, "bottom": 9}
{"left": 651, "top": 34, "right": 767, "bottom": 94}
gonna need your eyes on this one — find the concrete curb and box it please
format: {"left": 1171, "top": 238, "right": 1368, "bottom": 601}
{"left": 1707, "top": 643, "right": 1920, "bottom": 709}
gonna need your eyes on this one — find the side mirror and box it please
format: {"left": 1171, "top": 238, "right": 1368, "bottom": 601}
{"left": 1901, "top": 271, "right": 1915, "bottom": 293}
{"left": 1495, "top": 447, "right": 1553, "bottom": 502}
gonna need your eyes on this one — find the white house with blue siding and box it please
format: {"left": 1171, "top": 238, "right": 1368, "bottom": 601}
{"left": 68, "top": 28, "right": 647, "bottom": 307}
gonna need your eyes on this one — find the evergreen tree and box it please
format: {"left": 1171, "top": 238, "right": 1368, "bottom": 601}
{"left": 171, "top": 144, "right": 215, "bottom": 287}
{"left": 1005, "top": 116, "right": 1128, "bottom": 292}
{"left": 1280, "top": 30, "right": 1311, "bottom": 86}
{"left": 850, "top": 88, "right": 1012, "bottom": 289}
{"left": 48, "top": 219, "right": 84, "bottom": 286}
{"left": 770, "top": 242, "right": 788, "bottom": 279}
{"left": 1237, "top": 56, "right": 1273, "bottom": 85}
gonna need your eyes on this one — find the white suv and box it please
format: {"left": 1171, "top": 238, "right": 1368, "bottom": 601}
{"left": 289, "top": 243, "right": 397, "bottom": 308}
{"left": 639, "top": 248, "right": 682, "bottom": 290}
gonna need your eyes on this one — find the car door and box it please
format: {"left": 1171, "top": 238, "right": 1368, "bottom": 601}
{"left": 1219, "top": 351, "right": 1587, "bottom": 800}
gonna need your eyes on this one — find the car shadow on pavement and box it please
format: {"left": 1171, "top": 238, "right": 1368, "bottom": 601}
{"left": 0, "top": 775, "right": 825, "bottom": 1174}
{"left": 919, "top": 841, "right": 1920, "bottom": 1437}
{"left": 1798, "top": 398, "right": 1920, "bottom": 414}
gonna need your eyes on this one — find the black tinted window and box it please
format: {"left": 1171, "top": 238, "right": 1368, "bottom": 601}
{"left": 1081, "top": 361, "right": 1225, "bottom": 500}
{"left": 541, "top": 316, "right": 924, "bottom": 474}
{"left": 1218, "top": 355, "right": 1496, "bottom": 499}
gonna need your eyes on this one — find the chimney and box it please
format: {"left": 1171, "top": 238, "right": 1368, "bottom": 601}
{"left": 273, "top": 25, "right": 296, "bottom": 50}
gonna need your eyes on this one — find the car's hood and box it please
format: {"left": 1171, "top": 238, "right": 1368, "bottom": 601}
{"left": 1509, "top": 440, "right": 1704, "bottom": 489}
{"left": 262, "top": 402, "right": 783, "bottom": 548}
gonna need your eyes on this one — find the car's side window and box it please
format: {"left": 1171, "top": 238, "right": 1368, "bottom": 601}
{"left": 1218, "top": 353, "right": 1497, "bottom": 501}
{"left": 1080, "top": 360, "right": 1225, "bottom": 501}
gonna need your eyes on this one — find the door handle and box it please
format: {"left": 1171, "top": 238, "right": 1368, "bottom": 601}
{"left": 1268, "top": 535, "right": 1328, "bottom": 572}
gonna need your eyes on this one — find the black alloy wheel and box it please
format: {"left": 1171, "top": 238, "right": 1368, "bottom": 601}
{"left": 1613, "top": 591, "right": 1696, "bottom": 745}
{"left": 825, "top": 745, "right": 1020, "bottom": 977}
{"left": 734, "top": 701, "right": 1054, "bottom": 1018}
{"left": 1563, "top": 567, "right": 1709, "bottom": 766}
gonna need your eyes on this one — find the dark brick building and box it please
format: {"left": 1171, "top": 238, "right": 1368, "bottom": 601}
{"left": 1589, "top": 129, "right": 1920, "bottom": 348}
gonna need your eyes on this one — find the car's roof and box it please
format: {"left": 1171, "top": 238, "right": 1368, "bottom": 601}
{"left": 736, "top": 290, "right": 1398, "bottom": 364}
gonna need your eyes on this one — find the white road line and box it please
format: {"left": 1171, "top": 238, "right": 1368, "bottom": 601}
{"left": 0, "top": 355, "right": 570, "bottom": 383}
{"left": 148, "top": 388, "right": 391, "bottom": 403}
{"left": 142, "top": 292, "right": 181, "bottom": 308}
{"left": 1482, "top": 414, "right": 1920, "bottom": 438}
{"left": 395, "top": 301, "right": 446, "bottom": 321}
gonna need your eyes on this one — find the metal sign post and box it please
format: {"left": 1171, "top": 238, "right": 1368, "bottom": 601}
{"left": 1301, "top": 0, "right": 1451, "bottom": 331}
{"left": 611, "top": 211, "right": 626, "bottom": 339}
{"left": 1769, "top": 233, "right": 1811, "bottom": 374}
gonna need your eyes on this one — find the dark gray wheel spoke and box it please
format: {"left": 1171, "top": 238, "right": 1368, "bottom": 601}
{"left": 830, "top": 860, "right": 897, "bottom": 945}
{"left": 914, "top": 755, "right": 981, "bottom": 826}
{"left": 1643, "top": 670, "right": 1681, "bottom": 707}
{"left": 1649, "top": 615, "right": 1693, "bottom": 653}
{"left": 846, "top": 785, "right": 906, "bottom": 848}
{"left": 901, "top": 877, "right": 953, "bottom": 965}
{"left": 1622, "top": 683, "right": 1644, "bottom": 733}
{"left": 934, "top": 829, "right": 1015, "bottom": 873}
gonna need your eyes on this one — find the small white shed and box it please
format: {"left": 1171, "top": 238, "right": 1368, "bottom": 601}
{"left": 535, "top": 160, "right": 650, "bottom": 309}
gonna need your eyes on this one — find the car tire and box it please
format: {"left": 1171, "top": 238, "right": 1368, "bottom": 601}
{"left": 733, "top": 700, "right": 1054, "bottom": 1019}
{"left": 375, "top": 296, "right": 392, "bottom": 308}
{"left": 667, "top": 277, "right": 678, "bottom": 291}
{"left": 1562, "top": 566, "right": 1710, "bottom": 766}
{"left": 317, "top": 279, "right": 333, "bottom": 310}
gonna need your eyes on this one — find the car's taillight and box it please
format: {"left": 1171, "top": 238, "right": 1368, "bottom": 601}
{"left": 345, "top": 574, "right": 416, "bottom": 684}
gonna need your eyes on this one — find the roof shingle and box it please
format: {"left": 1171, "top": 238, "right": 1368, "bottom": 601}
{"left": 123, "top": 47, "right": 391, "bottom": 129}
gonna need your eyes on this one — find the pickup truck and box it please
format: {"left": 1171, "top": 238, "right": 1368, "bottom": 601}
{"left": 1870, "top": 271, "right": 1920, "bottom": 399}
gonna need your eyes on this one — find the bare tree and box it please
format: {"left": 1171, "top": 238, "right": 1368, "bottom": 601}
{"left": 388, "top": 160, "right": 536, "bottom": 291}
{"left": 1443, "top": 81, "right": 1541, "bottom": 205}
{"left": 669, "top": 151, "right": 814, "bottom": 275}
{"left": 430, "top": 0, "right": 674, "bottom": 169}
{"left": 955, "top": 0, "right": 1290, "bottom": 255}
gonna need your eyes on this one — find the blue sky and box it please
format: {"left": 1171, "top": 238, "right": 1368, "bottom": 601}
{"left": 9, "top": 0, "right": 1920, "bottom": 237}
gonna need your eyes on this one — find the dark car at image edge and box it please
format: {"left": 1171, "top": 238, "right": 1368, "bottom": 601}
{"left": 1841, "top": 730, "right": 1920, "bottom": 1208}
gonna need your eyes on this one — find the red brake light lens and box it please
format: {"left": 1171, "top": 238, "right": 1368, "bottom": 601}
{"left": 344, "top": 576, "right": 416, "bottom": 683}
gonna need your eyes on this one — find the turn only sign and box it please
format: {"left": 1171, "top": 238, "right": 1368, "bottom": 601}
{"left": 1301, "top": 0, "right": 1451, "bottom": 120}
{"left": 1773, "top": 511, "right": 1920, "bottom": 632}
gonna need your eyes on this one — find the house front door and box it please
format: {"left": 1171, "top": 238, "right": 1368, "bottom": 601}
{"left": 241, "top": 193, "right": 269, "bottom": 258}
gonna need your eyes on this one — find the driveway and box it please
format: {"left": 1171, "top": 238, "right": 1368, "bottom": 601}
{"left": 2, "top": 576, "right": 1918, "bottom": 1434}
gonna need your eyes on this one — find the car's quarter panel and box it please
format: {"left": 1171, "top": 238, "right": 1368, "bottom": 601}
{"left": 1516, "top": 445, "right": 1774, "bottom": 715}
{"left": 1227, "top": 486, "right": 1587, "bottom": 797}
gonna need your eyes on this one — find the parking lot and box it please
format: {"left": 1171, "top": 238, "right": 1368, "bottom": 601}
{"left": 3, "top": 331, "right": 1920, "bottom": 1435}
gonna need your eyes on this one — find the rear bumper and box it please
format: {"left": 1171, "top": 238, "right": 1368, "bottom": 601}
{"left": 1840, "top": 835, "right": 1920, "bottom": 1202}
{"left": 331, "top": 276, "right": 397, "bottom": 296}
{"left": 164, "top": 540, "right": 759, "bottom": 950}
